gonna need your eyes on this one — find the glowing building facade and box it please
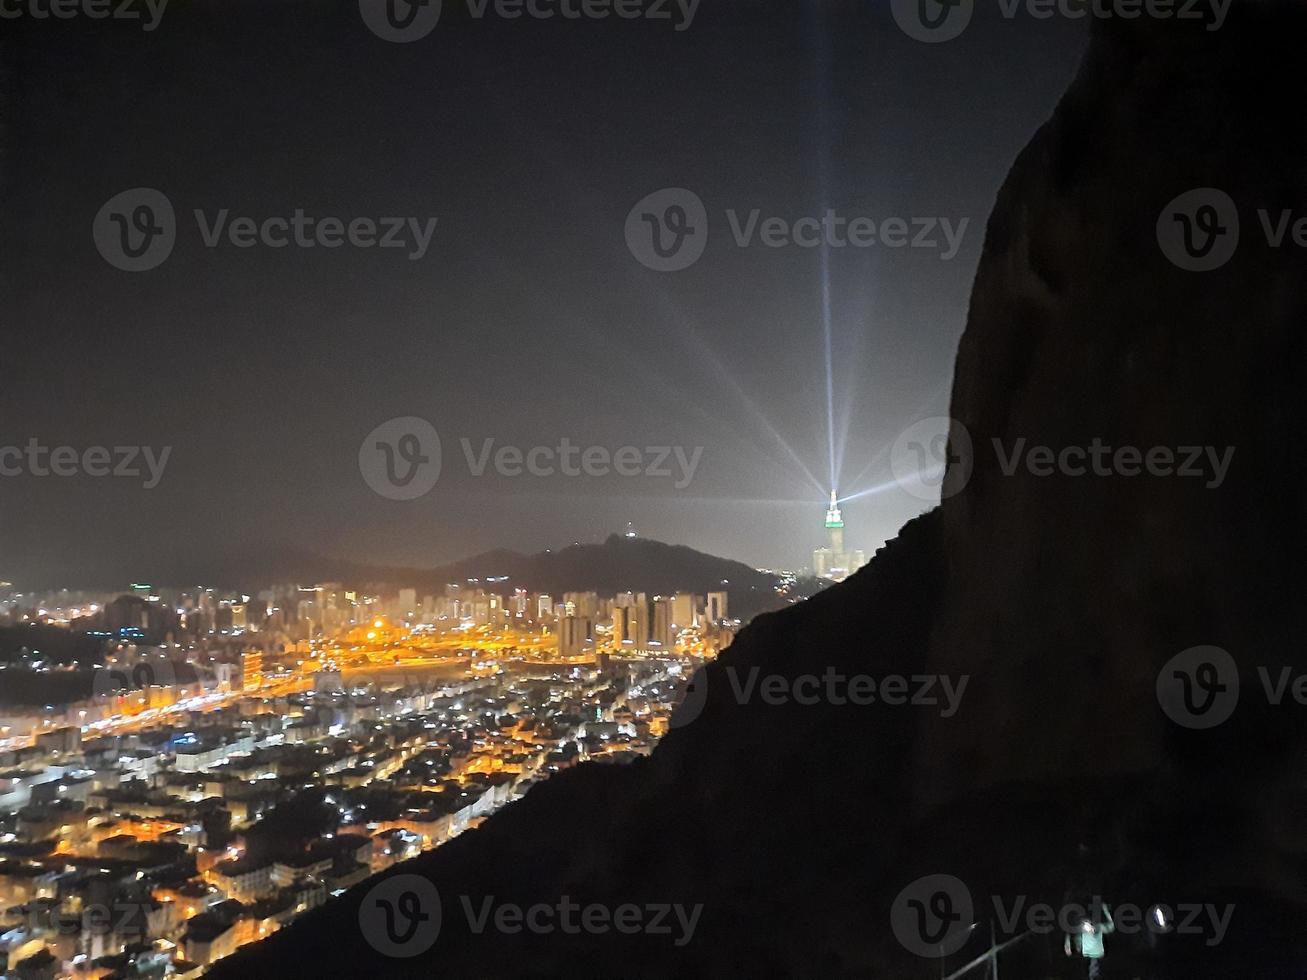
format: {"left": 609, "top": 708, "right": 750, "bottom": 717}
{"left": 812, "top": 491, "right": 867, "bottom": 582}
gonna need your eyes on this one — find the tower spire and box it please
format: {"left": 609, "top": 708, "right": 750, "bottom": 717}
{"left": 825, "top": 491, "right": 843, "bottom": 529}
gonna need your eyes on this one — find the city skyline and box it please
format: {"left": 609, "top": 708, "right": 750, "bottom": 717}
{"left": 0, "top": 554, "right": 743, "bottom": 974}
{"left": 0, "top": 497, "right": 873, "bottom": 592}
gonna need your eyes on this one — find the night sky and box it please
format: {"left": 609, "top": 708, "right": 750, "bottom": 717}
{"left": 0, "top": 1, "right": 1085, "bottom": 586}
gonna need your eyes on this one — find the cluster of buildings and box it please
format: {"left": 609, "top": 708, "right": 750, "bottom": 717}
{"left": 0, "top": 645, "right": 700, "bottom": 979}
{"left": 0, "top": 509, "right": 874, "bottom": 978}
{"left": 1, "top": 583, "right": 738, "bottom": 660}
{"left": 548, "top": 589, "right": 731, "bottom": 659}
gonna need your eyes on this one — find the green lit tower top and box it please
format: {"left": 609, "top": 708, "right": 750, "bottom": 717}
{"left": 825, "top": 490, "right": 844, "bottom": 555}
{"left": 824, "top": 490, "right": 843, "bottom": 528}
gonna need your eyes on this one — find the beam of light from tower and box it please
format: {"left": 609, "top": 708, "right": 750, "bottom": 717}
{"left": 809, "top": 2, "right": 840, "bottom": 496}
{"left": 840, "top": 379, "right": 953, "bottom": 497}
{"left": 484, "top": 106, "right": 828, "bottom": 502}
{"left": 836, "top": 467, "right": 943, "bottom": 505}
{"left": 821, "top": 244, "right": 838, "bottom": 494}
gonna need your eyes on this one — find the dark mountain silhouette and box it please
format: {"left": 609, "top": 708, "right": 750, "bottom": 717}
{"left": 209, "top": 7, "right": 1307, "bottom": 978}
{"left": 413, "top": 534, "right": 791, "bottom": 619}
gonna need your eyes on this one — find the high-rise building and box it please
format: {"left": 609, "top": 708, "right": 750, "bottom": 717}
{"left": 812, "top": 491, "right": 867, "bottom": 582}
{"left": 706, "top": 591, "right": 728, "bottom": 623}
{"left": 613, "top": 598, "right": 651, "bottom": 652}
{"left": 670, "top": 593, "right": 697, "bottom": 630}
{"left": 612, "top": 598, "right": 650, "bottom": 652}
{"left": 563, "top": 592, "right": 598, "bottom": 619}
{"left": 241, "top": 649, "right": 264, "bottom": 692}
{"left": 558, "top": 615, "right": 593, "bottom": 658}
{"left": 652, "top": 598, "right": 675, "bottom": 652}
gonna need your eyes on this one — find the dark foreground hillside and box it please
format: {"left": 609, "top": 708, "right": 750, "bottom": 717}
{"left": 210, "top": 6, "right": 1307, "bottom": 977}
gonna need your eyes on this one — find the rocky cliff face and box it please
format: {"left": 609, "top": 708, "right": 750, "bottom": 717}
{"left": 207, "top": 7, "right": 1307, "bottom": 978}
{"left": 917, "top": 2, "right": 1307, "bottom": 929}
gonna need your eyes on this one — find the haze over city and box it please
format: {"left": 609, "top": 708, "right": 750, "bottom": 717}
{"left": 0, "top": 1, "right": 1085, "bottom": 584}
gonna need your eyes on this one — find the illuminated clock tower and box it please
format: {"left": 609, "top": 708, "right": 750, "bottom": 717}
{"left": 813, "top": 490, "right": 866, "bottom": 582}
